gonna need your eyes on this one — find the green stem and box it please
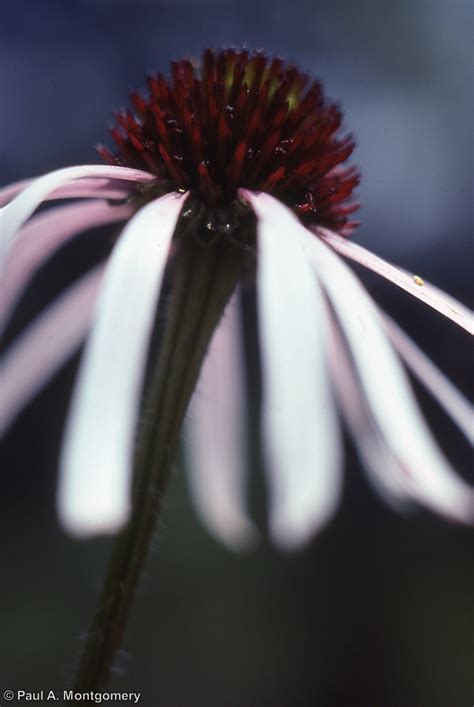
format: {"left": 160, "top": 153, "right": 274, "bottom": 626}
{"left": 73, "top": 237, "right": 244, "bottom": 690}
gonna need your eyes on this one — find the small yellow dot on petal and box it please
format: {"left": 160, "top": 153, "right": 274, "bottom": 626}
{"left": 413, "top": 275, "right": 424, "bottom": 286}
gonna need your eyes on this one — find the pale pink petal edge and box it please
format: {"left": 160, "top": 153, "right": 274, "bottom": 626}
{"left": 1, "top": 200, "right": 132, "bottom": 330}
{"left": 0, "top": 165, "right": 155, "bottom": 258}
{"left": 381, "top": 313, "right": 473, "bottom": 444}
{"left": 185, "top": 292, "right": 258, "bottom": 551}
{"left": 0, "top": 165, "right": 155, "bottom": 206}
{"left": 317, "top": 228, "right": 473, "bottom": 334}
{"left": 0, "top": 266, "right": 104, "bottom": 436}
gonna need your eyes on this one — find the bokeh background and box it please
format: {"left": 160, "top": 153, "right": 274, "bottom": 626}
{"left": 1, "top": 1, "right": 473, "bottom": 706}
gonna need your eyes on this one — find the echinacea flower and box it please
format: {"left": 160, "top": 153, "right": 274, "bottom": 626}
{"left": 1, "top": 48, "right": 472, "bottom": 555}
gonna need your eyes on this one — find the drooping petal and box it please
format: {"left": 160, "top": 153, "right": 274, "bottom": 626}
{"left": 0, "top": 266, "right": 104, "bottom": 436}
{"left": 382, "top": 313, "right": 473, "bottom": 444}
{"left": 1, "top": 200, "right": 132, "bottom": 330}
{"left": 323, "top": 302, "right": 413, "bottom": 507}
{"left": 326, "top": 300, "right": 474, "bottom": 514}
{"left": 292, "top": 218, "right": 473, "bottom": 522}
{"left": 0, "top": 176, "right": 140, "bottom": 207}
{"left": 0, "top": 164, "right": 155, "bottom": 258}
{"left": 58, "top": 192, "right": 187, "bottom": 538}
{"left": 184, "top": 291, "right": 258, "bottom": 551}
{"left": 0, "top": 178, "right": 31, "bottom": 206}
{"left": 242, "top": 190, "right": 342, "bottom": 550}
{"left": 317, "top": 227, "right": 473, "bottom": 334}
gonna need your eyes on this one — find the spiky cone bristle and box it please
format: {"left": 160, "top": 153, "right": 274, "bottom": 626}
{"left": 98, "top": 48, "right": 359, "bottom": 235}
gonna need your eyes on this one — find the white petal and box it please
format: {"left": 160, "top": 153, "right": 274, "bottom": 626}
{"left": 317, "top": 227, "right": 473, "bottom": 334}
{"left": 58, "top": 192, "right": 186, "bottom": 538}
{"left": 242, "top": 190, "right": 342, "bottom": 550}
{"left": 382, "top": 313, "right": 473, "bottom": 444}
{"left": 0, "top": 176, "right": 139, "bottom": 207}
{"left": 0, "top": 164, "right": 155, "bottom": 258}
{"left": 1, "top": 200, "right": 132, "bottom": 330}
{"left": 0, "top": 178, "right": 31, "bottom": 206}
{"left": 0, "top": 266, "right": 104, "bottom": 436}
{"left": 298, "top": 220, "right": 473, "bottom": 522}
{"left": 43, "top": 178, "right": 138, "bottom": 202}
{"left": 184, "top": 292, "right": 258, "bottom": 551}
{"left": 324, "top": 304, "right": 417, "bottom": 506}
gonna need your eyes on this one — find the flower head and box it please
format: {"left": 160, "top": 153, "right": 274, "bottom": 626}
{"left": 99, "top": 48, "right": 359, "bottom": 236}
{"left": 0, "top": 49, "right": 472, "bottom": 552}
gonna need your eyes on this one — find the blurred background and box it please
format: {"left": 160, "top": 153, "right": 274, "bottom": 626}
{"left": 1, "top": 1, "right": 473, "bottom": 705}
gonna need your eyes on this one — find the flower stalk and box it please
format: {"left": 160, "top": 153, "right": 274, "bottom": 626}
{"left": 73, "top": 234, "right": 245, "bottom": 689}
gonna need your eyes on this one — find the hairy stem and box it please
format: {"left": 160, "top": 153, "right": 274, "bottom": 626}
{"left": 73, "top": 236, "right": 244, "bottom": 690}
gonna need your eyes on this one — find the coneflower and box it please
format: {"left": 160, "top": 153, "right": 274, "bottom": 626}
{"left": 0, "top": 48, "right": 472, "bottom": 689}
